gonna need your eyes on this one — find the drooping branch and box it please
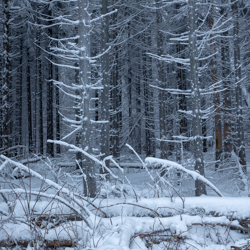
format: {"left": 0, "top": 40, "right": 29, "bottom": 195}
{"left": 0, "top": 156, "right": 93, "bottom": 228}
{"left": 145, "top": 157, "right": 223, "bottom": 197}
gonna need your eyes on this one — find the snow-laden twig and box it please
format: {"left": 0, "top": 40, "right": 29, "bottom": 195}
{"left": 47, "top": 140, "right": 102, "bottom": 166}
{"left": 126, "top": 143, "right": 169, "bottom": 197}
{"left": 231, "top": 151, "right": 249, "bottom": 190}
{"left": 0, "top": 188, "right": 83, "bottom": 217}
{"left": 90, "top": 9, "right": 117, "bottom": 23}
{"left": 145, "top": 157, "right": 223, "bottom": 197}
{"left": 49, "top": 140, "right": 138, "bottom": 201}
{"left": 96, "top": 202, "right": 160, "bottom": 217}
{"left": 107, "top": 156, "right": 139, "bottom": 202}
{"left": 125, "top": 143, "right": 153, "bottom": 182}
{"left": 49, "top": 140, "right": 117, "bottom": 181}
{"left": 0, "top": 155, "right": 93, "bottom": 228}
{"left": 0, "top": 207, "right": 8, "bottom": 216}
{"left": 157, "top": 173, "right": 185, "bottom": 209}
{"left": 101, "top": 155, "right": 119, "bottom": 180}
{"left": 95, "top": 219, "right": 135, "bottom": 250}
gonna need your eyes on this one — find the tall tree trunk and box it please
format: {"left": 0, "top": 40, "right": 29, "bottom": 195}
{"left": 110, "top": 11, "right": 120, "bottom": 158}
{"left": 16, "top": 37, "right": 23, "bottom": 155}
{"left": 27, "top": 48, "right": 33, "bottom": 152}
{"left": 188, "top": 0, "right": 206, "bottom": 196}
{"left": 55, "top": 65, "right": 60, "bottom": 154}
{"left": 46, "top": 5, "right": 54, "bottom": 156}
{"left": 231, "top": 0, "right": 246, "bottom": 172}
{"left": 100, "top": 0, "right": 110, "bottom": 172}
{"left": 39, "top": 53, "right": 44, "bottom": 155}
{"left": 78, "top": 0, "right": 96, "bottom": 197}
{"left": 222, "top": 35, "right": 232, "bottom": 157}
{"left": 208, "top": 3, "right": 222, "bottom": 169}
{"left": 220, "top": 3, "right": 232, "bottom": 161}
{"left": 2, "top": 0, "right": 11, "bottom": 155}
{"left": 176, "top": 42, "right": 188, "bottom": 161}
{"left": 155, "top": 0, "right": 168, "bottom": 159}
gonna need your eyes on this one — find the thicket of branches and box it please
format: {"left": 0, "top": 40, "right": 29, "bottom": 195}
{"left": 1, "top": 0, "right": 250, "bottom": 195}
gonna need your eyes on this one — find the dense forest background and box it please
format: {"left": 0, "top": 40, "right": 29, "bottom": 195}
{"left": 1, "top": 0, "right": 250, "bottom": 196}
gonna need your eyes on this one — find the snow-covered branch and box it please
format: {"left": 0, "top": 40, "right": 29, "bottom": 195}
{"left": 90, "top": 9, "right": 117, "bottom": 23}
{"left": 145, "top": 157, "right": 223, "bottom": 197}
{"left": 0, "top": 156, "right": 93, "bottom": 228}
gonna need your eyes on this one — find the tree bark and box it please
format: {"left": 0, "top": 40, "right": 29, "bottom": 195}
{"left": 46, "top": 4, "right": 54, "bottom": 156}
{"left": 110, "top": 21, "right": 120, "bottom": 158}
{"left": 2, "top": 0, "right": 11, "bottom": 155}
{"left": 188, "top": 0, "right": 206, "bottom": 196}
{"left": 208, "top": 3, "right": 222, "bottom": 169}
{"left": 27, "top": 48, "right": 33, "bottom": 153}
{"left": 78, "top": 0, "right": 96, "bottom": 197}
{"left": 155, "top": 0, "right": 168, "bottom": 159}
{"left": 231, "top": 0, "right": 246, "bottom": 172}
{"left": 100, "top": 0, "right": 110, "bottom": 173}
{"left": 220, "top": 3, "right": 232, "bottom": 161}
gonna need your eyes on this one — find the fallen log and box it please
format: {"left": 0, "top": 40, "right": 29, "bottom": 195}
{"left": 0, "top": 239, "right": 74, "bottom": 248}
{"left": 32, "top": 213, "right": 83, "bottom": 228}
{"left": 20, "top": 157, "right": 43, "bottom": 165}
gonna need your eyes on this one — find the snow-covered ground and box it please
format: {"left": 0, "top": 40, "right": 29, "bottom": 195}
{"left": 0, "top": 150, "right": 250, "bottom": 249}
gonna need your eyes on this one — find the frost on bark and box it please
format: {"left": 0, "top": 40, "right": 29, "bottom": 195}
{"left": 175, "top": 2, "right": 188, "bottom": 154}
{"left": 100, "top": 0, "right": 110, "bottom": 172}
{"left": 188, "top": 0, "right": 206, "bottom": 196}
{"left": 231, "top": 0, "right": 246, "bottom": 172}
{"left": 46, "top": 10, "right": 54, "bottom": 157}
{"left": 220, "top": 3, "right": 232, "bottom": 162}
{"left": 77, "top": 0, "right": 96, "bottom": 197}
{"left": 209, "top": 4, "right": 222, "bottom": 170}
{"left": 177, "top": 41, "right": 188, "bottom": 159}
{"left": 27, "top": 47, "right": 33, "bottom": 152}
{"left": 110, "top": 29, "right": 120, "bottom": 158}
{"left": 156, "top": 0, "right": 168, "bottom": 159}
{"left": 2, "top": 0, "right": 11, "bottom": 155}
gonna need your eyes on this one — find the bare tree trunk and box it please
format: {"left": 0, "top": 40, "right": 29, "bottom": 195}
{"left": 231, "top": 0, "right": 246, "bottom": 172}
{"left": 100, "top": 0, "right": 110, "bottom": 173}
{"left": 27, "top": 48, "right": 33, "bottom": 153}
{"left": 208, "top": 3, "right": 222, "bottom": 169}
{"left": 78, "top": 0, "right": 96, "bottom": 197}
{"left": 176, "top": 40, "right": 188, "bottom": 161}
{"left": 188, "top": 0, "right": 206, "bottom": 196}
{"left": 222, "top": 35, "right": 232, "bottom": 157}
{"left": 16, "top": 37, "right": 23, "bottom": 155}
{"left": 2, "top": 0, "right": 11, "bottom": 155}
{"left": 46, "top": 5, "right": 54, "bottom": 156}
{"left": 55, "top": 65, "right": 60, "bottom": 154}
{"left": 110, "top": 36, "right": 120, "bottom": 158}
{"left": 155, "top": 0, "right": 168, "bottom": 159}
{"left": 219, "top": 2, "right": 232, "bottom": 162}
{"left": 39, "top": 52, "right": 44, "bottom": 155}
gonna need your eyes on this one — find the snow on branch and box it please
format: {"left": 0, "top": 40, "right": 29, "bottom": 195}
{"left": 150, "top": 85, "right": 192, "bottom": 95}
{"left": 145, "top": 157, "right": 223, "bottom": 197}
{"left": 48, "top": 140, "right": 102, "bottom": 165}
{"left": 48, "top": 140, "right": 119, "bottom": 181}
{"left": 231, "top": 151, "right": 249, "bottom": 190}
{"left": 58, "top": 111, "right": 81, "bottom": 125}
{"left": 147, "top": 53, "right": 190, "bottom": 65}
{"left": 55, "top": 85, "right": 82, "bottom": 100}
{"left": 53, "top": 80, "right": 81, "bottom": 91}
{"left": 0, "top": 155, "right": 93, "bottom": 228}
{"left": 90, "top": 9, "right": 118, "bottom": 23}
{"left": 61, "top": 126, "right": 81, "bottom": 141}
{"left": 0, "top": 188, "right": 83, "bottom": 217}
{"left": 87, "top": 46, "right": 111, "bottom": 60}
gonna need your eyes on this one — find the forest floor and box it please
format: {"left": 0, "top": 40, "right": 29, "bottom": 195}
{"left": 0, "top": 149, "right": 250, "bottom": 249}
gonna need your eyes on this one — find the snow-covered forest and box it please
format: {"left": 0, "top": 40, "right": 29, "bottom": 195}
{"left": 1, "top": 0, "right": 250, "bottom": 249}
